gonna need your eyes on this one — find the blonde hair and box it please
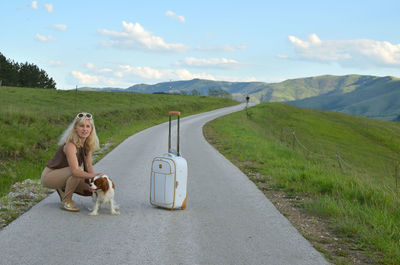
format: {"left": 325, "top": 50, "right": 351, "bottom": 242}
{"left": 58, "top": 113, "right": 100, "bottom": 152}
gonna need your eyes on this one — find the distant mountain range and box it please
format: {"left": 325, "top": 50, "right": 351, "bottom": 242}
{"left": 78, "top": 74, "right": 400, "bottom": 121}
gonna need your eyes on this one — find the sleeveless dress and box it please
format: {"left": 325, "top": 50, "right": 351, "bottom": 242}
{"left": 47, "top": 144, "right": 87, "bottom": 171}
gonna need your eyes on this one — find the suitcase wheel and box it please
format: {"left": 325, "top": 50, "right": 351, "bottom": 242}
{"left": 181, "top": 197, "right": 187, "bottom": 210}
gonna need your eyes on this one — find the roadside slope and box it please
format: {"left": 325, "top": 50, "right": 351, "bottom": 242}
{"left": 204, "top": 102, "right": 400, "bottom": 264}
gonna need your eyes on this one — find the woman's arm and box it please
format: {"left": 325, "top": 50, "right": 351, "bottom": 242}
{"left": 85, "top": 151, "right": 94, "bottom": 173}
{"left": 64, "top": 142, "right": 97, "bottom": 179}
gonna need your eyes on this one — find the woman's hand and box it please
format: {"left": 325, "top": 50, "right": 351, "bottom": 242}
{"left": 89, "top": 173, "right": 104, "bottom": 179}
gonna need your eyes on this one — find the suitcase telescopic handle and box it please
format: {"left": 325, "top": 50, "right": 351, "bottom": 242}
{"left": 168, "top": 111, "right": 180, "bottom": 156}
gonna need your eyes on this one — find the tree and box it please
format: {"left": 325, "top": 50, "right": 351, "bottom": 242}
{"left": 208, "top": 87, "right": 219, "bottom": 96}
{"left": 0, "top": 52, "right": 56, "bottom": 89}
{"left": 0, "top": 53, "right": 19, "bottom": 86}
{"left": 19, "top": 62, "right": 40, "bottom": 87}
{"left": 208, "top": 87, "right": 232, "bottom": 99}
{"left": 191, "top": 88, "right": 201, "bottom": 96}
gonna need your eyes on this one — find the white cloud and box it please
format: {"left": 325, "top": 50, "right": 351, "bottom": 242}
{"left": 53, "top": 24, "right": 67, "bottom": 31}
{"left": 288, "top": 33, "right": 400, "bottom": 68}
{"left": 30, "top": 1, "right": 38, "bottom": 9}
{"left": 166, "top": 10, "right": 186, "bottom": 23}
{"left": 35, "top": 33, "right": 56, "bottom": 42}
{"left": 86, "top": 63, "right": 95, "bottom": 69}
{"left": 116, "top": 65, "right": 169, "bottom": 79}
{"left": 44, "top": 4, "right": 54, "bottom": 13}
{"left": 71, "top": 63, "right": 222, "bottom": 87}
{"left": 175, "top": 69, "right": 215, "bottom": 80}
{"left": 196, "top": 44, "right": 247, "bottom": 52}
{"left": 48, "top": 60, "right": 62, "bottom": 66}
{"left": 116, "top": 65, "right": 215, "bottom": 81}
{"left": 71, "top": 70, "right": 120, "bottom": 86}
{"left": 69, "top": 64, "right": 272, "bottom": 88}
{"left": 177, "top": 57, "right": 243, "bottom": 69}
{"left": 71, "top": 71, "right": 99, "bottom": 85}
{"left": 98, "top": 21, "right": 188, "bottom": 52}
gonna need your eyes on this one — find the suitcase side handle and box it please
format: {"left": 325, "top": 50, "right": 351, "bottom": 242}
{"left": 168, "top": 111, "right": 180, "bottom": 156}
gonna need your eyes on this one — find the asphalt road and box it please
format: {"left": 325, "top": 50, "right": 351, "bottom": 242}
{"left": 0, "top": 104, "right": 329, "bottom": 265}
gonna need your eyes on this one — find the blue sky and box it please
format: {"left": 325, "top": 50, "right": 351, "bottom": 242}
{"left": 1, "top": 0, "right": 400, "bottom": 90}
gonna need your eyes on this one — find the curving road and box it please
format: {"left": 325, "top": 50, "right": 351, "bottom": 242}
{"left": 0, "top": 104, "right": 329, "bottom": 265}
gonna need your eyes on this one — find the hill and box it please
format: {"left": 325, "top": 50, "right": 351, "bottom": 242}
{"left": 129, "top": 75, "right": 400, "bottom": 121}
{"left": 285, "top": 75, "right": 400, "bottom": 121}
{"left": 79, "top": 74, "right": 400, "bottom": 121}
{"left": 125, "top": 79, "right": 268, "bottom": 100}
{"left": 204, "top": 102, "right": 400, "bottom": 264}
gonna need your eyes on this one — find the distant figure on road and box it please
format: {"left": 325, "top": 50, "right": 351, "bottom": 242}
{"left": 41, "top": 113, "right": 103, "bottom": 212}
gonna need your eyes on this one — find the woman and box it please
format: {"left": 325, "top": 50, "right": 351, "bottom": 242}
{"left": 41, "top": 112, "right": 103, "bottom": 212}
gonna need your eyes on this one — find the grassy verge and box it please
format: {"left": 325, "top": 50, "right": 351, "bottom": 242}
{"left": 203, "top": 102, "right": 400, "bottom": 264}
{"left": 0, "top": 86, "right": 238, "bottom": 197}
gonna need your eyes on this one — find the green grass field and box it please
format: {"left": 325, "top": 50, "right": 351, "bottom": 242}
{"left": 0, "top": 86, "right": 237, "bottom": 197}
{"left": 204, "top": 103, "right": 400, "bottom": 264}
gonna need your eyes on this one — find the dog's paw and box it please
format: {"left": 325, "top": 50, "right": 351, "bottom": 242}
{"left": 111, "top": 211, "right": 120, "bottom": 216}
{"left": 112, "top": 201, "right": 119, "bottom": 210}
{"left": 88, "top": 211, "right": 98, "bottom": 216}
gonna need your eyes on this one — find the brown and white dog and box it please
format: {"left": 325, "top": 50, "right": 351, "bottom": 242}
{"left": 88, "top": 175, "right": 119, "bottom": 216}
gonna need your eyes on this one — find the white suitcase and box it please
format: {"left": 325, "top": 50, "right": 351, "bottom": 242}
{"left": 150, "top": 111, "right": 188, "bottom": 210}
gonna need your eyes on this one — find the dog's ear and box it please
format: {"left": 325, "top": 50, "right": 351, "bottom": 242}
{"left": 112, "top": 181, "right": 115, "bottom": 190}
{"left": 94, "top": 178, "right": 101, "bottom": 187}
{"left": 101, "top": 178, "right": 109, "bottom": 193}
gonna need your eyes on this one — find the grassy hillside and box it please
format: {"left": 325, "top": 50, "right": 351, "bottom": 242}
{"left": 287, "top": 75, "right": 400, "bottom": 121}
{"left": 254, "top": 74, "right": 362, "bottom": 102}
{"left": 204, "top": 103, "right": 400, "bottom": 264}
{"left": 0, "top": 86, "right": 238, "bottom": 197}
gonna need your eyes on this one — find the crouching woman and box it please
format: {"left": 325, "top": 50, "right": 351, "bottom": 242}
{"left": 41, "top": 112, "right": 103, "bottom": 212}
